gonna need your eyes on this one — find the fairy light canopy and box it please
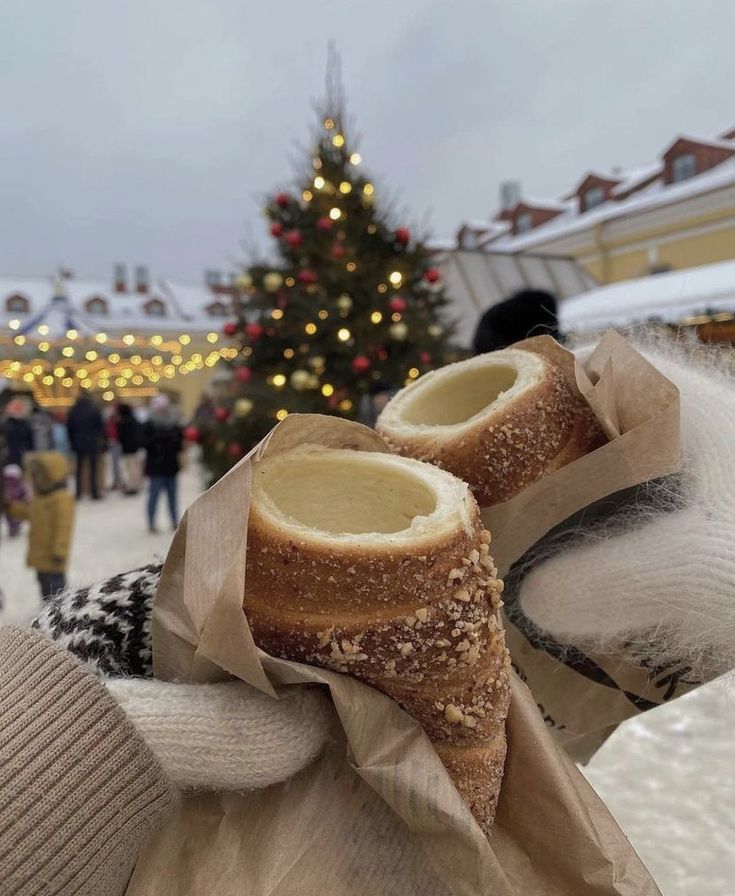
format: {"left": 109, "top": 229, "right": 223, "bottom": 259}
{"left": 0, "top": 267, "right": 240, "bottom": 406}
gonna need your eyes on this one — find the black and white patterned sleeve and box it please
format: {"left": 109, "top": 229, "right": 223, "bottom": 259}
{"left": 32, "top": 563, "right": 163, "bottom": 678}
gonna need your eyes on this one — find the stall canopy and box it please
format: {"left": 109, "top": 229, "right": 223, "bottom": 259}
{"left": 438, "top": 249, "right": 594, "bottom": 347}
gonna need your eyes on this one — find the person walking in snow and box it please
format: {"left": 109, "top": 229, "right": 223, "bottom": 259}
{"left": 67, "top": 394, "right": 104, "bottom": 500}
{"left": 142, "top": 395, "right": 183, "bottom": 533}
{"left": 1, "top": 397, "right": 34, "bottom": 467}
{"left": 117, "top": 403, "right": 143, "bottom": 495}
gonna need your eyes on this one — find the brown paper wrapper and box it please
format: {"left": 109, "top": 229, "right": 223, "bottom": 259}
{"left": 127, "top": 410, "right": 659, "bottom": 896}
{"left": 483, "top": 330, "right": 685, "bottom": 761}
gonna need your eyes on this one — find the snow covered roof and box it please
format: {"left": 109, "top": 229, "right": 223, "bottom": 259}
{"left": 0, "top": 273, "right": 232, "bottom": 337}
{"left": 560, "top": 259, "right": 735, "bottom": 332}
{"left": 516, "top": 196, "right": 567, "bottom": 211}
{"left": 611, "top": 161, "right": 662, "bottom": 197}
{"left": 661, "top": 134, "right": 735, "bottom": 156}
{"left": 459, "top": 219, "right": 495, "bottom": 232}
{"left": 490, "top": 156, "right": 735, "bottom": 253}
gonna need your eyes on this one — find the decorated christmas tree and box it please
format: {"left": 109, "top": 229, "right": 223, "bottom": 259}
{"left": 196, "top": 63, "right": 454, "bottom": 480}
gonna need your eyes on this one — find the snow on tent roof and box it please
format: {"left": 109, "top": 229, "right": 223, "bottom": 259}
{"left": 560, "top": 259, "right": 735, "bottom": 332}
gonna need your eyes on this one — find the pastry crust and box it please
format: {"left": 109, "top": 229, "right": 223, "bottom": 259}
{"left": 243, "top": 445, "right": 510, "bottom": 834}
{"left": 377, "top": 348, "right": 605, "bottom": 506}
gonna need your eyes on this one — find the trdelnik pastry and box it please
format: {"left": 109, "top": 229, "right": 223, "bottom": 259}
{"left": 376, "top": 347, "right": 606, "bottom": 506}
{"left": 242, "top": 444, "right": 509, "bottom": 834}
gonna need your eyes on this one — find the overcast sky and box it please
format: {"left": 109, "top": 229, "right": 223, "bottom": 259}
{"left": 1, "top": 0, "right": 734, "bottom": 283}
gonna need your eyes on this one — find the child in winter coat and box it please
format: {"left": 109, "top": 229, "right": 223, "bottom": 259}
{"left": 8, "top": 451, "right": 75, "bottom": 600}
{"left": 2, "top": 464, "right": 27, "bottom": 537}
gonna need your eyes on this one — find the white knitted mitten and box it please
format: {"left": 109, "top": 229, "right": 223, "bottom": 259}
{"left": 106, "top": 678, "right": 334, "bottom": 791}
{"left": 516, "top": 339, "right": 735, "bottom": 682}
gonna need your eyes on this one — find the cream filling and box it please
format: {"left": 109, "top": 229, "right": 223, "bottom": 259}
{"left": 379, "top": 348, "right": 544, "bottom": 434}
{"left": 252, "top": 447, "right": 472, "bottom": 546}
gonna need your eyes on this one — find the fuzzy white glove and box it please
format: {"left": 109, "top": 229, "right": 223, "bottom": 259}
{"left": 106, "top": 677, "right": 334, "bottom": 791}
{"left": 516, "top": 337, "right": 735, "bottom": 683}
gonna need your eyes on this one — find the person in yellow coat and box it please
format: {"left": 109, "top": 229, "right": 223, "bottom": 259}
{"left": 9, "top": 451, "right": 75, "bottom": 600}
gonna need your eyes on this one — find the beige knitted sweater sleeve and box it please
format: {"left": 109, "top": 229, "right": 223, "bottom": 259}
{"left": 0, "top": 626, "right": 177, "bottom": 896}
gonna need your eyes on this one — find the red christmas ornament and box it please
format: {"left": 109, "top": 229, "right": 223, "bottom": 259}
{"left": 227, "top": 442, "right": 243, "bottom": 458}
{"left": 389, "top": 296, "right": 407, "bottom": 313}
{"left": 270, "top": 222, "right": 283, "bottom": 237}
{"left": 424, "top": 267, "right": 441, "bottom": 283}
{"left": 275, "top": 192, "right": 289, "bottom": 208}
{"left": 214, "top": 407, "right": 229, "bottom": 423}
{"left": 351, "top": 355, "right": 371, "bottom": 374}
{"left": 234, "top": 366, "right": 251, "bottom": 383}
{"left": 420, "top": 351, "right": 432, "bottom": 365}
{"left": 330, "top": 244, "right": 345, "bottom": 259}
{"left": 183, "top": 425, "right": 200, "bottom": 443}
{"left": 297, "top": 269, "right": 318, "bottom": 284}
{"left": 245, "top": 322, "right": 264, "bottom": 340}
{"left": 284, "top": 229, "right": 302, "bottom": 248}
{"left": 316, "top": 217, "right": 333, "bottom": 231}
{"left": 223, "top": 321, "right": 238, "bottom": 337}
{"left": 395, "top": 227, "right": 410, "bottom": 244}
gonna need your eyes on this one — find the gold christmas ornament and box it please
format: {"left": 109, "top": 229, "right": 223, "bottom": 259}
{"left": 290, "top": 369, "right": 310, "bottom": 390}
{"left": 389, "top": 322, "right": 409, "bottom": 341}
{"left": 428, "top": 323, "right": 443, "bottom": 338}
{"left": 263, "top": 272, "right": 284, "bottom": 293}
{"left": 234, "top": 398, "right": 254, "bottom": 418}
{"left": 336, "top": 294, "right": 352, "bottom": 312}
{"left": 236, "top": 273, "right": 253, "bottom": 289}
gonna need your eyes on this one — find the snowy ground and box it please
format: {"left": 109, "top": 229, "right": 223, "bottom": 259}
{"left": 1, "top": 460, "right": 733, "bottom": 895}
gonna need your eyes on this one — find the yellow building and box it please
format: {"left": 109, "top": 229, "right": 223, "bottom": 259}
{"left": 464, "top": 129, "right": 735, "bottom": 285}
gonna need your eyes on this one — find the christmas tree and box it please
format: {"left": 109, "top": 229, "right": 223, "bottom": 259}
{"left": 196, "top": 62, "right": 453, "bottom": 480}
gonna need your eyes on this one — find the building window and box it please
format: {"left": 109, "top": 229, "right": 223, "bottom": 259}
{"left": 206, "top": 300, "right": 229, "bottom": 317}
{"left": 672, "top": 153, "right": 696, "bottom": 183}
{"left": 5, "top": 294, "right": 29, "bottom": 314}
{"left": 515, "top": 212, "right": 532, "bottom": 234}
{"left": 582, "top": 185, "right": 604, "bottom": 212}
{"left": 144, "top": 298, "right": 166, "bottom": 316}
{"left": 85, "top": 296, "right": 109, "bottom": 315}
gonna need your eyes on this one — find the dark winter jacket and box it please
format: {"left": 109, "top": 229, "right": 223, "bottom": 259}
{"left": 67, "top": 397, "right": 104, "bottom": 455}
{"left": 2, "top": 417, "right": 34, "bottom": 466}
{"left": 116, "top": 406, "right": 142, "bottom": 455}
{"left": 143, "top": 417, "right": 183, "bottom": 478}
{"left": 30, "top": 409, "right": 54, "bottom": 452}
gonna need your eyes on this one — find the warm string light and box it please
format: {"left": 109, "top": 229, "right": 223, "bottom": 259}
{"left": 350, "top": 153, "right": 361, "bottom": 165}
{"left": 332, "top": 134, "right": 345, "bottom": 147}
{"left": 370, "top": 311, "right": 382, "bottom": 324}
{"left": 329, "top": 207, "right": 342, "bottom": 220}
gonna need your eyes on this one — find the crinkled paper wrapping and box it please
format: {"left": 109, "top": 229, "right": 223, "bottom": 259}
{"left": 483, "top": 331, "right": 683, "bottom": 761}
{"left": 126, "top": 382, "right": 662, "bottom": 895}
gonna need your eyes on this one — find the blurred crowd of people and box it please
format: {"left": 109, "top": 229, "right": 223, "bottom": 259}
{"left": 0, "top": 392, "right": 186, "bottom": 602}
